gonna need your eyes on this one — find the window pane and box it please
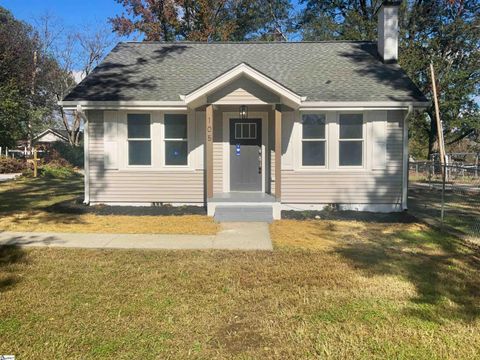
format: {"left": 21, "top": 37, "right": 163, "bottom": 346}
{"left": 339, "top": 141, "right": 363, "bottom": 166}
{"left": 235, "top": 123, "right": 242, "bottom": 139}
{"left": 242, "top": 123, "right": 250, "bottom": 139}
{"left": 302, "top": 114, "right": 325, "bottom": 139}
{"left": 165, "top": 141, "right": 188, "bottom": 165}
{"left": 128, "top": 114, "right": 150, "bottom": 138}
{"left": 165, "top": 114, "right": 187, "bottom": 139}
{"left": 250, "top": 123, "right": 256, "bottom": 139}
{"left": 128, "top": 140, "right": 151, "bottom": 165}
{"left": 339, "top": 114, "right": 363, "bottom": 139}
{"left": 302, "top": 141, "right": 325, "bottom": 166}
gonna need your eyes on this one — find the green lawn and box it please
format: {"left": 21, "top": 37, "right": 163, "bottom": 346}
{"left": 0, "top": 176, "right": 479, "bottom": 358}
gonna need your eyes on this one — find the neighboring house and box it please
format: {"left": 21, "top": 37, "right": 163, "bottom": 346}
{"left": 60, "top": 1, "right": 428, "bottom": 220}
{"left": 33, "top": 128, "right": 70, "bottom": 146}
{"left": 12, "top": 129, "right": 71, "bottom": 157}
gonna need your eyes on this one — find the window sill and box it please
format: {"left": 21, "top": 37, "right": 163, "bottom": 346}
{"left": 119, "top": 167, "right": 197, "bottom": 172}
{"left": 293, "top": 167, "right": 370, "bottom": 173}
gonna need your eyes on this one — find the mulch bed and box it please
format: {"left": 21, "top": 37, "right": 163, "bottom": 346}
{"left": 282, "top": 209, "right": 418, "bottom": 223}
{"left": 45, "top": 198, "right": 206, "bottom": 216}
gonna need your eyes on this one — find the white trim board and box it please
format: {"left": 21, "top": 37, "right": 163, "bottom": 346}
{"left": 90, "top": 202, "right": 203, "bottom": 207}
{"left": 59, "top": 100, "right": 185, "bottom": 106}
{"left": 78, "top": 106, "right": 90, "bottom": 204}
{"left": 281, "top": 203, "right": 403, "bottom": 213}
{"left": 402, "top": 105, "right": 412, "bottom": 210}
{"left": 300, "top": 101, "right": 430, "bottom": 109}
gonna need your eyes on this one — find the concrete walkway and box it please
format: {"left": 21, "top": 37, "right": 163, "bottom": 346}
{"left": 0, "top": 173, "right": 21, "bottom": 182}
{"left": 0, "top": 222, "right": 273, "bottom": 250}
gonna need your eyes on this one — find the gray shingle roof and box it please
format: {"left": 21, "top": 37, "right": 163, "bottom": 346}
{"left": 64, "top": 41, "right": 427, "bottom": 103}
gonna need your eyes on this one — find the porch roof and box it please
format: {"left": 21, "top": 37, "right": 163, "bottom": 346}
{"left": 63, "top": 41, "right": 427, "bottom": 104}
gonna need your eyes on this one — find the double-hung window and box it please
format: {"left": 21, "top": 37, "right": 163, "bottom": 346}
{"left": 339, "top": 113, "right": 364, "bottom": 167}
{"left": 127, "top": 114, "right": 151, "bottom": 166}
{"left": 164, "top": 114, "right": 188, "bottom": 166}
{"left": 302, "top": 114, "right": 326, "bottom": 166}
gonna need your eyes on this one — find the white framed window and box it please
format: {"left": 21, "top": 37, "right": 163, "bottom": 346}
{"left": 164, "top": 114, "right": 188, "bottom": 166}
{"left": 235, "top": 122, "right": 257, "bottom": 140}
{"left": 339, "top": 113, "right": 364, "bottom": 167}
{"left": 301, "top": 113, "right": 326, "bottom": 166}
{"left": 127, "top": 113, "right": 151, "bottom": 166}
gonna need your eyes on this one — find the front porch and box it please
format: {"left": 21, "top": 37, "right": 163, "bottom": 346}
{"left": 184, "top": 63, "right": 302, "bottom": 221}
{"left": 202, "top": 103, "right": 285, "bottom": 220}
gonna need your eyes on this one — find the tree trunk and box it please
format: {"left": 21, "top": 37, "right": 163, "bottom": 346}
{"left": 28, "top": 49, "right": 38, "bottom": 152}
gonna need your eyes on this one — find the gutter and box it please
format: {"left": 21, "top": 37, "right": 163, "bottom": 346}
{"left": 402, "top": 105, "right": 413, "bottom": 210}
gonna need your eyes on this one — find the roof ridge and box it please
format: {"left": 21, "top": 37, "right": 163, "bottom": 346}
{"left": 121, "top": 40, "right": 375, "bottom": 45}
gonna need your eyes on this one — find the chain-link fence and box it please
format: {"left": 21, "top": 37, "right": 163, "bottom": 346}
{"left": 409, "top": 161, "right": 480, "bottom": 240}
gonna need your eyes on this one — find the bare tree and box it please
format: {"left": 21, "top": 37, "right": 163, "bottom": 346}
{"left": 35, "top": 13, "right": 116, "bottom": 146}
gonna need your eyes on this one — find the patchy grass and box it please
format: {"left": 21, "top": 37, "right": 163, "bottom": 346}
{"left": 0, "top": 219, "right": 479, "bottom": 358}
{"left": 0, "top": 213, "right": 218, "bottom": 235}
{"left": 0, "top": 175, "right": 218, "bottom": 235}
{"left": 409, "top": 185, "right": 480, "bottom": 238}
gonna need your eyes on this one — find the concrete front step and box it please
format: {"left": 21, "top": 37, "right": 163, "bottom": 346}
{"left": 214, "top": 205, "right": 274, "bottom": 223}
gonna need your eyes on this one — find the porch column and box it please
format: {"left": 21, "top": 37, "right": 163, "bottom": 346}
{"left": 275, "top": 105, "right": 282, "bottom": 199}
{"left": 206, "top": 104, "right": 214, "bottom": 199}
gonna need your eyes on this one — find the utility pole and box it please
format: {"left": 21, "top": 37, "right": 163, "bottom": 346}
{"left": 430, "top": 62, "right": 447, "bottom": 225}
{"left": 430, "top": 63, "right": 446, "bottom": 167}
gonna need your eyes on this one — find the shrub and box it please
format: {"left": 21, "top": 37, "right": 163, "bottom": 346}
{"left": 0, "top": 157, "right": 29, "bottom": 174}
{"left": 51, "top": 142, "right": 84, "bottom": 168}
{"left": 40, "top": 160, "right": 75, "bottom": 178}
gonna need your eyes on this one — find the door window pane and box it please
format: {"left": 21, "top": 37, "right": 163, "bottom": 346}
{"left": 234, "top": 122, "right": 257, "bottom": 139}
{"left": 129, "top": 141, "right": 151, "bottom": 165}
{"left": 302, "top": 141, "right": 325, "bottom": 166}
{"left": 339, "top": 141, "right": 363, "bottom": 166}
{"left": 250, "top": 123, "right": 256, "bottom": 138}
{"left": 128, "top": 114, "right": 150, "bottom": 138}
{"left": 339, "top": 114, "right": 363, "bottom": 139}
{"left": 302, "top": 114, "right": 325, "bottom": 139}
{"left": 165, "top": 114, "right": 187, "bottom": 139}
{"left": 165, "top": 141, "right": 188, "bottom": 165}
{"left": 242, "top": 123, "right": 250, "bottom": 139}
{"left": 235, "top": 123, "right": 241, "bottom": 139}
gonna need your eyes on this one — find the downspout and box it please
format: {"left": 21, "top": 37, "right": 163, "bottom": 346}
{"left": 77, "top": 104, "right": 90, "bottom": 205}
{"left": 402, "top": 105, "right": 413, "bottom": 210}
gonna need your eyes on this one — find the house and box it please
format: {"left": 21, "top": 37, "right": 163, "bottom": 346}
{"left": 12, "top": 129, "right": 72, "bottom": 157}
{"left": 33, "top": 128, "right": 70, "bottom": 145}
{"left": 60, "top": 1, "right": 428, "bottom": 220}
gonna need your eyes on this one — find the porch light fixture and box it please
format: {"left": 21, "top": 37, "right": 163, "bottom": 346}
{"left": 239, "top": 105, "right": 248, "bottom": 120}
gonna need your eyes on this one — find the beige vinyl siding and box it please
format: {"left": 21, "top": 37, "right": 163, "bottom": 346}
{"left": 87, "top": 110, "right": 204, "bottom": 204}
{"left": 207, "top": 77, "right": 280, "bottom": 105}
{"left": 282, "top": 110, "right": 405, "bottom": 204}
